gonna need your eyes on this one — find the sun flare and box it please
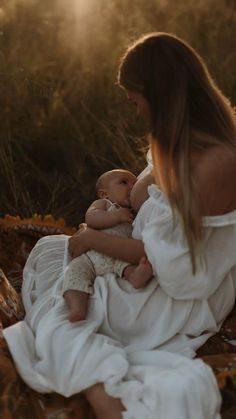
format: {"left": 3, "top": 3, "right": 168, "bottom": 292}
{"left": 60, "top": 0, "right": 97, "bottom": 19}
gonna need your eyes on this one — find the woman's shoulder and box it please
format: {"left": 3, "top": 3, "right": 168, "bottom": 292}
{"left": 193, "top": 146, "right": 236, "bottom": 216}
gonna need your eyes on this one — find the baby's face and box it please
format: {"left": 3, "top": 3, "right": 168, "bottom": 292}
{"left": 105, "top": 171, "right": 137, "bottom": 207}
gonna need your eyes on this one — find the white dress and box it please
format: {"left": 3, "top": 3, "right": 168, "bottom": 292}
{"left": 3, "top": 183, "right": 236, "bottom": 419}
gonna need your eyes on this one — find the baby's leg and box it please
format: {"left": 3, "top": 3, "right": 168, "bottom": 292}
{"left": 63, "top": 289, "right": 89, "bottom": 322}
{"left": 124, "top": 256, "right": 153, "bottom": 289}
{"left": 84, "top": 383, "right": 124, "bottom": 419}
{"left": 62, "top": 254, "right": 95, "bottom": 322}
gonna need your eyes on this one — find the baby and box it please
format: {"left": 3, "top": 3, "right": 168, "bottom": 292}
{"left": 63, "top": 169, "right": 153, "bottom": 322}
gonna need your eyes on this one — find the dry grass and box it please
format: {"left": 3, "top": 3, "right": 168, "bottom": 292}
{"left": 0, "top": 0, "right": 235, "bottom": 225}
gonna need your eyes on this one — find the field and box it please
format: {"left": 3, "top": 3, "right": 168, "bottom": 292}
{"left": 0, "top": 0, "right": 235, "bottom": 225}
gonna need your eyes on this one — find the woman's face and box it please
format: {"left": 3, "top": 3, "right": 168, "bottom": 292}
{"left": 126, "top": 90, "right": 151, "bottom": 124}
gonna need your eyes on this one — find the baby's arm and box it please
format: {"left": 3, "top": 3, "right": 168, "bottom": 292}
{"left": 85, "top": 199, "right": 134, "bottom": 229}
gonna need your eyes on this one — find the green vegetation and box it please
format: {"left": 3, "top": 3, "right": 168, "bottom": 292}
{"left": 0, "top": 0, "right": 235, "bottom": 225}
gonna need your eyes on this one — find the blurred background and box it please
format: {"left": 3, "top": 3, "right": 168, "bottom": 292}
{"left": 0, "top": 0, "right": 235, "bottom": 226}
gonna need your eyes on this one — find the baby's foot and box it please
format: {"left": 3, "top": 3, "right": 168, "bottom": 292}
{"left": 69, "top": 303, "right": 88, "bottom": 322}
{"left": 129, "top": 257, "right": 153, "bottom": 289}
{"left": 64, "top": 290, "right": 89, "bottom": 322}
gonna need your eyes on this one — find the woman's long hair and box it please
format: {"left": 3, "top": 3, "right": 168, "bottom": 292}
{"left": 118, "top": 32, "right": 236, "bottom": 273}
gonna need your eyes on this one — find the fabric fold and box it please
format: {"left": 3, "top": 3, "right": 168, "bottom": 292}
{"left": 3, "top": 182, "right": 236, "bottom": 418}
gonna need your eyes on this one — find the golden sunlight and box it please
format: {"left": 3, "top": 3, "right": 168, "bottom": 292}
{"left": 59, "top": 0, "right": 97, "bottom": 19}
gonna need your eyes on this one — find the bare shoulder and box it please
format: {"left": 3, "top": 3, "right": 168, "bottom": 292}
{"left": 193, "top": 146, "right": 236, "bottom": 216}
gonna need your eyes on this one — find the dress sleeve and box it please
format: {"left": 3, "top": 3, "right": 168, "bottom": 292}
{"left": 142, "top": 189, "right": 236, "bottom": 300}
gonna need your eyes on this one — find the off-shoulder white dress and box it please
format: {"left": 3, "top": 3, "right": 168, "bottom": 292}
{"left": 3, "top": 181, "right": 236, "bottom": 419}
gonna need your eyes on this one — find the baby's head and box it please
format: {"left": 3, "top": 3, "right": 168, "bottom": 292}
{"left": 96, "top": 169, "right": 137, "bottom": 208}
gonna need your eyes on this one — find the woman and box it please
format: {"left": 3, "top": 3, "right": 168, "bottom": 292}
{"left": 3, "top": 33, "right": 236, "bottom": 419}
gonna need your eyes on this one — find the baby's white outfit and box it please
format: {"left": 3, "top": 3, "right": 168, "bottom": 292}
{"left": 62, "top": 199, "right": 132, "bottom": 295}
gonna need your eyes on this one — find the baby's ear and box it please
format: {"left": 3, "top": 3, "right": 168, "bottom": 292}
{"left": 97, "top": 189, "right": 108, "bottom": 199}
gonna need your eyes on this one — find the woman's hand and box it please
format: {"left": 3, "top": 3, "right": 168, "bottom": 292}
{"left": 68, "top": 223, "right": 91, "bottom": 258}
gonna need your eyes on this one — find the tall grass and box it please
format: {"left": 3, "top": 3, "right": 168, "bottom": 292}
{"left": 0, "top": 0, "right": 235, "bottom": 225}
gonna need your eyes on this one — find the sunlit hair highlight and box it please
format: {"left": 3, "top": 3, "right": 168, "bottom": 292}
{"left": 118, "top": 32, "right": 236, "bottom": 273}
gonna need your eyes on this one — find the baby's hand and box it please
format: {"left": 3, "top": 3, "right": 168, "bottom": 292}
{"left": 117, "top": 207, "right": 134, "bottom": 224}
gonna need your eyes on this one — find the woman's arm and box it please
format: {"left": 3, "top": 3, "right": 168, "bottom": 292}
{"left": 68, "top": 225, "right": 145, "bottom": 264}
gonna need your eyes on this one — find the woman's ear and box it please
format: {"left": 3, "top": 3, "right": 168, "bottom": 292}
{"left": 97, "top": 189, "right": 108, "bottom": 199}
